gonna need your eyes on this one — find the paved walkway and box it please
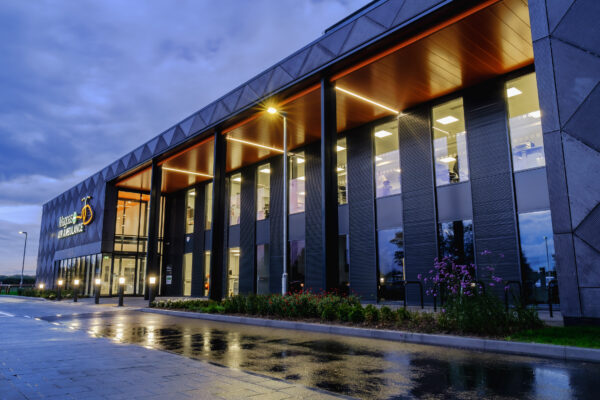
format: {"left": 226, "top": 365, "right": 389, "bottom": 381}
{"left": 0, "top": 297, "right": 343, "bottom": 399}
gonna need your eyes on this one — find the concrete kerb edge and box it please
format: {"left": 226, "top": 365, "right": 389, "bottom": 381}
{"left": 0, "top": 295, "right": 47, "bottom": 301}
{"left": 141, "top": 308, "right": 600, "bottom": 363}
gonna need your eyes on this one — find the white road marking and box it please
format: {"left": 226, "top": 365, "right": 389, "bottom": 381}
{"left": 0, "top": 311, "right": 15, "bottom": 317}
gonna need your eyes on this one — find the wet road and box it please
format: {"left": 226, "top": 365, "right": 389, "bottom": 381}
{"left": 39, "top": 309, "right": 599, "bottom": 399}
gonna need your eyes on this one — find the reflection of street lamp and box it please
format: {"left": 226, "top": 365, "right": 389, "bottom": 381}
{"left": 18, "top": 231, "right": 27, "bottom": 288}
{"left": 268, "top": 107, "right": 289, "bottom": 295}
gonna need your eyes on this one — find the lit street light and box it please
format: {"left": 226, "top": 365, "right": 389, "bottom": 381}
{"left": 18, "top": 231, "right": 27, "bottom": 288}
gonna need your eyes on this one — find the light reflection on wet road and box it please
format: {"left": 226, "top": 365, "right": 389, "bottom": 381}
{"left": 42, "top": 311, "right": 598, "bottom": 399}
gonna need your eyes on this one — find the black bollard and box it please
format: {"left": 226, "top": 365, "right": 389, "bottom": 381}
{"left": 73, "top": 286, "right": 78, "bottom": 302}
{"left": 95, "top": 285, "right": 100, "bottom": 304}
{"left": 118, "top": 283, "right": 124, "bottom": 307}
{"left": 57, "top": 286, "right": 62, "bottom": 301}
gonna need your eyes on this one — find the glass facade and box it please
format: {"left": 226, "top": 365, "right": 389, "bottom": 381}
{"left": 374, "top": 121, "right": 401, "bottom": 197}
{"left": 256, "top": 163, "right": 270, "bottom": 220}
{"left": 290, "top": 153, "right": 306, "bottom": 214}
{"left": 506, "top": 73, "right": 545, "bottom": 171}
{"left": 438, "top": 220, "right": 474, "bottom": 265}
{"left": 227, "top": 247, "right": 240, "bottom": 296}
{"left": 377, "top": 228, "right": 405, "bottom": 301}
{"left": 114, "top": 192, "right": 150, "bottom": 253}
{"left": 205, "top": 182, "right": 213, "bottom": 230}
{"left": 289, "top": 240, "right": 305, "bottom": 292}
{"left": 432, "top": 97, "right": 469, "bottom": 186}
{"left": 518, "top": 210, "right": 556, "bottom": 303}
{"left": 229, "top": 174, "right": 241, "bottom": 225}
{"left": 337, "top": 138, "right": 348, "bottom": 205}
{"left": 185, "top": 189, "right": 195, "bottom": 234}
{"left": 256, "top": 244, "right": 270, "bottom": 295}
{"left": 182, "top": 253, "right": 193, "bottom": 296}
{"left": 203, "top": 251, "right": 211, "bottom": 297}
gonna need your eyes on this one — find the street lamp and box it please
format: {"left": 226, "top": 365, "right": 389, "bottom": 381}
{"left": 94, "top": 278, "right": 101, "bottom": 304}
{"left": 18, "top": 231, "right": 27, "bottom": 288}
{"left": 73, "top": 279, "right": 80, "bottom": 302}
{"left": 57, "top": 279, "right": 63, "bottom": 301}
{"left": 38, "top": 283, "right": 44, "bottom": 290}
{"left": 118, "top": 277, "right": 125, "bottom": 307}
{"left": 268, "top": 107, "right": 289, "bottom": 295}
{"left": 148, "top": 276, "right": 157, "bottom": 307}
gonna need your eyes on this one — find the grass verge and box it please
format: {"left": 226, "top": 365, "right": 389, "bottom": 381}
{"left": 507, "top": 326, "right": 600, "bottom": 349}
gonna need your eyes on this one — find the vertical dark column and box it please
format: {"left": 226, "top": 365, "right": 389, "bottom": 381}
{"left": 191, "top": 183, "right": 205, "bottom": 297}
{"left": 163, "top": 193, "right": 185, "bottom": 296}
{"left": 347, "top": 126, "right": 377, "bottom": 301}
{"left": 464, "top": 81, "right": 520, "bottom": 282}
{"left": 530, "top": 1, "right": 600, "bottom": 323}
{"left": 101, "top": 183, "right": 118, "bottom": 254}
{"left": 321, "top": 79, "right": 339, "bottom": 291}
{"left": 398, "top": 109, "right": 438, "bottom": 303}
{"left": 145, "top": 160, "right": 162, "bottom": 299}
{"left": 269, "top": 155, "right": 284, "bottom": 294}
{"left": 239, "top": 167, "right": 256, "bottom": 294}
{"left": 209, "top": 132, "right": 227, "bottom": 301}
{"left": 305, "top": 142, "right": 324, "bottom": 292}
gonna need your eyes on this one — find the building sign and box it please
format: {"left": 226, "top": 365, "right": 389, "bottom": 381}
{"left": 57, "top": 196, "right": 94, "bottom": 239}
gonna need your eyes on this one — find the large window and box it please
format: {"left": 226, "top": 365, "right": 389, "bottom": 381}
{"left": 374, "top": 121, "right": 401, "bottom": 197}
{"left": 205, "top": 182, "right": 213, "bottom": 230}
{"left": 256, "top": 244, "right": 270, "bottom": 295}
{"left": 227, "top": 248, "right": 240, "bottom": 297}
{"left": 337, "top": 138, "right": 348, "bottom": 205}
{"left": 432, "top": 98, "right": 469, "bottom": 186}
{"left": 518, "top": 210, "right": 556, "bottom": 303}
{"left": 290, "top": 152, "right": 305, "bottom": 214}
{"left": 438, "top": 220, "right": 474, "bottom": 265}
{"left": 182, "top": 253, "right": 192, "bottom": 296}
{"left": 506, "top": 73, "right": 545, "bottom": 171}
{"left": 377, "top": 228, "right": 405, "bottom": 301}
{"left": 229, "top": 174, "right": 241, "bottom": 225}
{"left": 256, "top": 163, "right": 270, "bottom": 220}
{"left": 203, "top": 251, "right": 211, "bottom": 297}
{"left": 113, "top": 192, "right": 150, "bottom": 252}
{"left": 289, "top": 240, "right": 305, "bottom": 293}
{"left": 185, "top": 189, "right": 195, "bottom": 234}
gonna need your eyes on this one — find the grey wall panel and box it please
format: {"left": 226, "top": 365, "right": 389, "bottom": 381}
{"left": 398, "top": 108, "right": 438, "bottom": 303}
{"left": 347, "top": 126, "right": 377, "bottom": 301}
{"left": 338, "top": 205, "right": 349, "bottom": 235}
{"left": 239, "top": 167, "right": 256, "bottom": 294}
{"left": 305, "top": 142, "right": 325, "bottom": 291}
{"left": 376, "top": 195, "right": 403, "bottom": 229}
{"left": 436, "top": 182, "right": 473, "bottom": 222}
{"left": 514, "top": 167, "right": 550, "bottom": 213}
{"left": 256, "top": 220, "right": 270, "bottom": 244}
{"left": 228, "top": 225, "right": 241, "bottom": 248}
{"left": 269, "top": 155, "right": 284, "bottom": 294}
{"left": 464, "top": 81, "right": 520, "bottom": 283}
{"left": 191, "top": 183, "right": 206, "bottom": 297}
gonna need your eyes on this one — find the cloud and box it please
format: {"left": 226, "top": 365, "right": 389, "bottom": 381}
{"left": 0, "top": 0, "right": 369, "bottom": 275}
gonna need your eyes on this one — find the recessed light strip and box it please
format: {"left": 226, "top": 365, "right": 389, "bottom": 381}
{"left": 163, "top": 167, "right": 213, "bottom": 178}
{"left": 335, "top": 86, "right": 399, "bottom": 114}
{"left": 226, "top": 136, "right": 284, "bottom": 153}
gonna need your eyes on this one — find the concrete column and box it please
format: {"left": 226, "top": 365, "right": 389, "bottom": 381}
{"left": 145, "top": 160, "right": 162, "bottom": 300}
{"left": 209, "top": 131, "right": 227, "bottom": 301}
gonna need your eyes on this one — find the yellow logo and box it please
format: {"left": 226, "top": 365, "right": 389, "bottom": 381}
{"left": 78, "top": 196, "right": 94, "bottom": 225}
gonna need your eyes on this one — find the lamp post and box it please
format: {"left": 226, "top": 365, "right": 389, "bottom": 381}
{"left": 118, "top": 277, "right": 125, "bottom": 307}
{"left": 267, "top": 107, "right": 289, "bottom": 296}
{"left": 94, "top": 278, "right": 101, "bottom": 304}
{"left": 148, "top": 276, "right": 156, "bottom": 307}
{"left": 18, "top": 231, "right": 27, "bottom": 288}
{"left": 73, "top": 279, "right": 80, "bottom": 302}
{"left": 57, "top": 279, "right": 63, "bottom": 301}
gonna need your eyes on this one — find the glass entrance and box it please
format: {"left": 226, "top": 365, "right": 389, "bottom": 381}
{"left": 112, "top": 256, "right": 137, "bottom": 295}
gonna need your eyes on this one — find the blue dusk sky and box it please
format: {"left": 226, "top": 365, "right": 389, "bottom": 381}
{"left": 0, "top": 0, "right": 368, "bottom": 276}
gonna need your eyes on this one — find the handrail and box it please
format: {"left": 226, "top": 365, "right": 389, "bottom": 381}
{"left": 503, "top": 280, "right": 523, "bottom": 311}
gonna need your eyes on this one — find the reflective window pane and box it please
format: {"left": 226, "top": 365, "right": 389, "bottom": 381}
{"left": 432, "top": 98, "right": 469, "bottom": 186}
{"left": 518, "top": 210, "right": 556, "bottom": 303}
{"left": 205, "top": 182, "right": 213, "bottom": 230}
{"left": 227, "top": 248, "right": 240, "bottom": 297}
{"left": 256, "top": 163, "right": 270, "bottom": 220}
{"left": 374, "top": 121, "right": 401, "bottom": 197}
{"left": 337, "top": 138, "right": 348, "bottom": 205}
{"left": 182, "top": 253, "right": 193, "bottom": 296}
{"left": 229, "top": 174, "right": 241, "bottom": 225}
{"left": 185, "top": 189, "right": 195, "bottom": 234}
{"left": 203, "top": 251, "right": 211, "bottom": 297}
{"left": 289, "top": 240, "right": 305, "bottom": 292}
{"left": 377, "top": 228, "right": 405, "bottom": 301}
{"left": 256, "top": 244, "right": 270, "bottom": 295}
{"left": 290, "top": 152, "right": 306, "bottom": 214}
{"left": 506, "top": 73, "right": 545, "bottom": 171}
{"left": 337, "top": 235, "right": 350, "bottom": 295}
{"left": 438, "top": 220, "right": 474, "bottom": 265}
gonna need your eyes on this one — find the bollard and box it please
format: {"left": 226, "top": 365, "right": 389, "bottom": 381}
{"left": 94, "top": 278, "right": 101, "bottom": 305}
{"left": 57, "top": 279, "right": 63, "bottom": 301}
{"left": 73, "top": 279, "right": 80, "bottom": 303}
{"left": 118, "top": 277, "right": 125, "bottom": 307}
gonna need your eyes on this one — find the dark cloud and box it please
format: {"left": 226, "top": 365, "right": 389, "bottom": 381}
{"left": 0, "top": 0, "right": 368, "bottom": 274}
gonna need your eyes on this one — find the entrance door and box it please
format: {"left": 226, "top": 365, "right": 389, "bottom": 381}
{"left": 112, "top": 256, "right": 137, "bottom": 295}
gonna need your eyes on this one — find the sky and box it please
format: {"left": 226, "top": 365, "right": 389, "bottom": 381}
{"left": 0, "top": 0, "right": 369, "bottom": 276}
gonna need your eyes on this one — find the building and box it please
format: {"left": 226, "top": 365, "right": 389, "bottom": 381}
{"left": 36, "top": 0, "right": 600, "bottom": 325}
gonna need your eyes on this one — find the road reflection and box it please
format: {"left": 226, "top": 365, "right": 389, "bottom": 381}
{"left": 44, "top": 311, "right": 598, "bottom": 399}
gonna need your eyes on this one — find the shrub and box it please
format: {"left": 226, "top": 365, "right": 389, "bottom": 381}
{"left": 320, "top": 303, "right": 337, "bottom": 321}
{"left": 396, "top": 308, "right": 412, "bottom": 323}
{"left": 409, "top": 312, "right": 437, "bottom": 333}
{"left": 364, "top": 304, "right": 380, "bottom": 325}
{"left": 349, "top": 305, "right": 365, "bottom": 323}
{"left": 337, "top": 303, "right": 353, "bottom": 322}
{"left": 380, "top": 306, "right": 396, "bottom": 324}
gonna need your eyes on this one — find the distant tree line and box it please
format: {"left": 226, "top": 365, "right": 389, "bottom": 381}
{"left": 0, "top": 275, "right": 36, "bottom": 284}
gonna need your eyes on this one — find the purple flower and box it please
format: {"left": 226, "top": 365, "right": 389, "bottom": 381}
{"left": 480, "top": 249, "right": 492, "bottom": 255}
{"left": 417, "top": 274, "right": 422, "bottom": 280}
{"left": 489, "top": 283, "right": 495, "bottom": 287}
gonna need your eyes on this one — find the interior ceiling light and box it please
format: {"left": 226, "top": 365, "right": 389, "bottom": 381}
{"left": 375, "top": 156, "right": 383, "bottom": 161}
{"left": 296, "top": 157, "right": 305, "bottom": 164}
{"left": 298, "top": 176, "right": 305, "bottom": 181}
{"left": 528, "top": 110, "right": 541, "bottom": 118}
{"left": 336, "top": 167, "right": 344, "bottom": 172}
{"left": 439, "top": 156, "right": 457, "bottom": 163}
{"left": 436, "top": 116, "right": 459, "bottom": 125}
{"left": 267, "top": 107, "right": 278, "bottom": 114}
{"left": 163, "top": 167, "right": 213, "bottom": 178}
{"left": 226, "top": 136, "right": 284, "bottom": 153}
{"left": 259, "top": 168, "right": 271, "bottom": 174}
{"left": 433, "top": 126, "right": 450, "bottom": 135}
{"left": 374, "top": 130, "right": 393, "bottom": 138}
{"left": 335, "top": 86, "right": 399, "bottom": 114}
{"left": 376, "top": 161, "right": 391, "bottom": 167}
{"left": 507, "top": 87, "right": 522, "bottom": 98}
{"left": 336, "top": 145, "right": 346, "bottom": 152}
{"left": 232, "top": 177, "right": 242, "bottom": 182}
